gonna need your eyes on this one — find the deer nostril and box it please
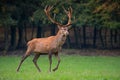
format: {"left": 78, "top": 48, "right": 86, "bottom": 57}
{"left": 63, "top": 35, "right": 65, "bottom": 37}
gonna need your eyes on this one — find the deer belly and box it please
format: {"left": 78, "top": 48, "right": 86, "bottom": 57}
{"left": 34, "top": 43, "right": 50, "bottom": 53}
{"left": 34, "top": 44, "right": 59, "bottom": 53}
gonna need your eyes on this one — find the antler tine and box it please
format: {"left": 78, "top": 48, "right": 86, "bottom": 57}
{"left": 44, "top": 5, "right": 52, "bottom": 13}
{"left": 69, "top": 6, "right": 72, "bottom": 11}
{"left": 44, "top": 5, "right": 72, "bottom": 28}
{"left": 70, "top": 6, "right": 72, "bottom": 15}
{"left": 44, "top": 5, "right": 62, "bottom": 26}
{"left": 62, "top": 6, "right": 72, "bottom": 15}
{"left": 62, "top": 6, "right": 72, "bottom": 28}
{"left": 45, "top": 5, "right": 48, "bottom": 10}
{"left": 44, "top": 5, "right": 48, "bottom": 14}
{"left": 62, "top": 6, "right": 68, "bottom": 14}
{"left": 48, "top": 5, "right": 53, "bottom": 12}
{"left": 68, "top": 6, "right": 72, "bottom": 17}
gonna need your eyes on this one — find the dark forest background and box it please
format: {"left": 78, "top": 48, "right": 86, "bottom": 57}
{"left": 0, "top": 0, "right": 120, "bottom": 55}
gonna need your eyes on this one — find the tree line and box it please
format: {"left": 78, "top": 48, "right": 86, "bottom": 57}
{"left": 0, "top": 0, "right": 120, "bottom": 55}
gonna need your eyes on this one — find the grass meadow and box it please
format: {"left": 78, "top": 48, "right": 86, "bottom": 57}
{"left": 0, "top": 54, "right": 120, "bottom": 80}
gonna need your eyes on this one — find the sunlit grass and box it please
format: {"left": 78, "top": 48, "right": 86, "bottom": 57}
{"left": 0, "top": 54, "right": 120, "bottom": 80}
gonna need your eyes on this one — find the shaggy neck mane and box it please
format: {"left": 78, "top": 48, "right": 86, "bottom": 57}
{"left": 54, "top": 30, "right": 67, "bottom": 47}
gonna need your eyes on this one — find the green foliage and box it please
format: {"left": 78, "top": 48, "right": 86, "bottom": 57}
{"left": 104, "top": 21, "right": 120, "bottom": 29}
{"left": 0, "top": 14, "right": 17, "bottom": 26}
{"left": 72, "top": 0, "right": 120, "bottom": 29}
{"left": 33, "top": 9, "right": 47, "bottom": 24}
{"left": 0, "top": 4, "right": 17, "bottom": 26}
{"left": 0, "top": 55, "right": 120, "bottom": 80}
{"left": 0, "top": 0, "right": 119, "bottom": 29}
{"left": 92, "top": 0, "right": 120, "bottom": 29}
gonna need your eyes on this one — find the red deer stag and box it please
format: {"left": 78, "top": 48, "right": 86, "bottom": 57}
{"left": 16, "top": 5, "right": 72, "bottom": 72}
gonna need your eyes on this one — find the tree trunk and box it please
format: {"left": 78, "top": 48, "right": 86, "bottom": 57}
{"left": 114, "top": 29, "right": 117, "bottom": 43}
{"left": 82, "top": 25, "right": 86, "bottom": 48}
{"left": 66, "top": 35, "right": 71, "bottom": 48}
{"left": 110, "top": 29, "right": 113, "bottom": 48}
{"left": 4, "top": 26, "right": 10, "bottom": 55}
{"left": 73, "top": 26, "right": 79, "bottom": 48}
{"left": 104, "top": 28, "right": 107, "bottom": 48}
{"left": 31, "top": 21, "right": 35, "bottom": 40}
{"left": 24, "top": 24, "right": 28, "bottom": 42}
{"left": 17, "top": 23, "right": 25, "bottom": 49}
{"left": 119, "top": 29, "right": 120, "bottom": 48}
{"left": 93, "top": 26, "right": 97, "bottom": 48}
{"left": 36, "top": 21, "right": 42, "bottom": 38}
{"left": 78, "top": 28, "right": 82, "bottom": 48}
{"left": 99, "top": 28, "right": 105, "bottom": 48}
{"left": 10, "top": 26, "right": 16, "bottom": 50}
{"left": 50, "top": 24, "right": 56, "bottom": 36}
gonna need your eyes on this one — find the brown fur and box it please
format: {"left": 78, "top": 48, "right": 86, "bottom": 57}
{"left": 26, "top": 30, "right": 67, "bottom": 54}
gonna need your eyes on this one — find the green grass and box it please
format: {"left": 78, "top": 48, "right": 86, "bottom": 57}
{"left": 0, "top": 54, "right": 120, "bottom": 80}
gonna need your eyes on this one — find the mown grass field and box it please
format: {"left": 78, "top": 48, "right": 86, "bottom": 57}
{"left": 0, "top": 54, "right": 120, "bottom": 80}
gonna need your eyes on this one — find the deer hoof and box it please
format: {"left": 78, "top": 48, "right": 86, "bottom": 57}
{"left": 52, "top": 68, "right": 57, "bottom": 72}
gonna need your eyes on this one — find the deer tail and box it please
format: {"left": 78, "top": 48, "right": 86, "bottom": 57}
{"left": 27, "top": 41, "right": 31, "bottom": 46}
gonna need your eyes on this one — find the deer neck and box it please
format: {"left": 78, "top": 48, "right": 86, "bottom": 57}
{"left": 55, "top": 30, "right": 67, "bottom": 46}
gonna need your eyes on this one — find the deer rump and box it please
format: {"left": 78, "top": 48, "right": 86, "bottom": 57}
{"left": 27, "top": 36, "right": 61, "bottom": 54}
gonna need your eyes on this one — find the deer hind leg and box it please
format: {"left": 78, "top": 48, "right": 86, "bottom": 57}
{"left": 16, "top": 49, "right": 31, "bottom": 72}
{"left": 33, "top": 54, "right": 41, "bottom": 72}
{"left": 17, "top": 54, "right": 29, "bottom": 72}
{"left": 53, "top": 52, "right": 61, "bottom": 72}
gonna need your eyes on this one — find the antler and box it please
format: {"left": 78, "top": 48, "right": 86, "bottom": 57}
{"left": 44, "top": 5, "right": 72, "bottom": 29}
{"left": 62, "top": 6, "right": 72, "bottom": 28}
{"left": 44, "top": 5, "right": 62, "bottom": 26}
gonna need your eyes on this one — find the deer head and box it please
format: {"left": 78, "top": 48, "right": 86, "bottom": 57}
{"left": 44, "top": 5, "right": 72, "bottom": 36}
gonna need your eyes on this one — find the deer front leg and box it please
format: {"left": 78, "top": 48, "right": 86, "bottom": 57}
{"left": 48, "top": 51, "right": 52, "bottom": 72}
{"left": 53, "top": 52, "right": 61, "bottom": 72}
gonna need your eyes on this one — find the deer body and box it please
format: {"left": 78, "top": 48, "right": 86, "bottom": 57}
{"left": 27, "top": 29, "right": 68, "bottom": 54}
{"left": 17, "top": 5, "right": 72, "bottom": 72}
